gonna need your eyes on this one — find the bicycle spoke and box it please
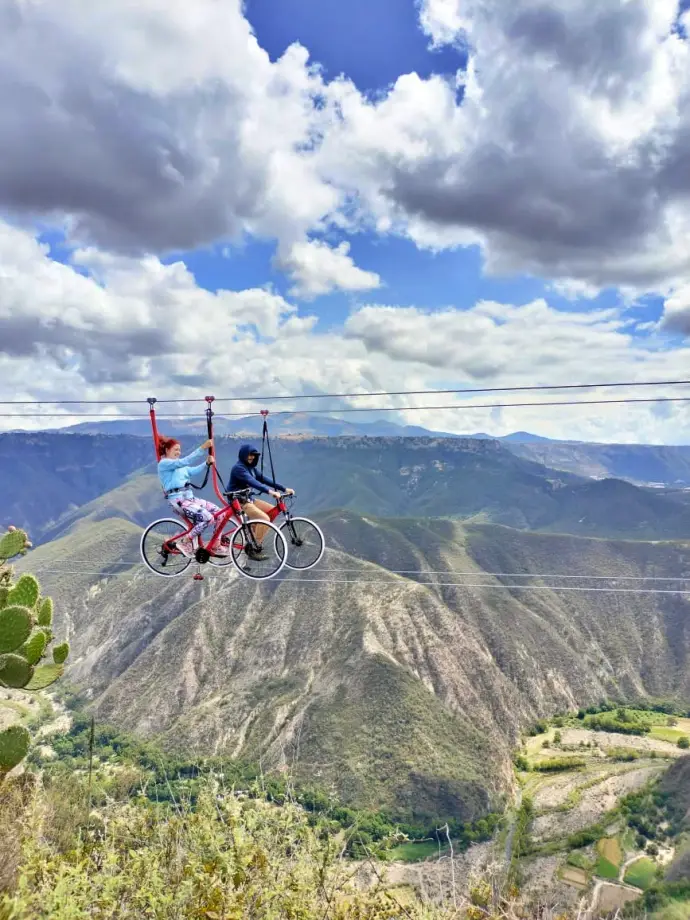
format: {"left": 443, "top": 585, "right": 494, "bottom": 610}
{"left": 278, "top": 517, "right": 325, "bottom": 570}
{"left": 140, "top": 519, "right": 192, "bottom": 577}
{"left": 231, "top": 521, "right": 287, "bottom": 580}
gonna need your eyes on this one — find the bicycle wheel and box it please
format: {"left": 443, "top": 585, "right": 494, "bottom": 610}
{"left": 276, "top": 517, "right": 325, "bottom": 570}
{"left": 231, "top": 520, "right": 287, "bottom": 580}
{"left": 140, "top": 518, "right": 192, "bottom": 577}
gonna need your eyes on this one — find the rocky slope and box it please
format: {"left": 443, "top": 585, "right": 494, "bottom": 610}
{"left": 18, "top": 507, "right": 690, "bottom": 824}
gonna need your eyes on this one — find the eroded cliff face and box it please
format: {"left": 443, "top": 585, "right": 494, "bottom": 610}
{"left": 22, "top": 509, "right": 690, "bottom": 822}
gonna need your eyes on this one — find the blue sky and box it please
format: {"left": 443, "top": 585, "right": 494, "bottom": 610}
{"left": 2, "top": 0, "right": 689, "bottom": 443}
{"left": 245, "top": 0, "right": 466, "bottom": 92}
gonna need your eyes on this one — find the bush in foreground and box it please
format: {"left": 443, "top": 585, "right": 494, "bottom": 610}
{"left": 1, "top": 775, "right": 602, "bottom": 920}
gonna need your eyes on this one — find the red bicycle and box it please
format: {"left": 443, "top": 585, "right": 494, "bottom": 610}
{"left": 207, "top": 491, "right": 325, "bottom": 572}
{"left": 140, "top": 397, "right": 288, "bottom": 581}
{"left": 140, "top": 487, "right": 288, "bottom": 580}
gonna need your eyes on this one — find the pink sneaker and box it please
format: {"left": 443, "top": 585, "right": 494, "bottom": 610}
{"left": 176, "top": 537, "right": 196, "bottom": 558}
{"left": 214, "top": 537, "right": 231, "bottom": 556}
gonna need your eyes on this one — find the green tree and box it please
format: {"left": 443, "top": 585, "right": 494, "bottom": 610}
{"left": 0, "top": 527, "right": 69, "bottom": 778}
{"left": 677, "top": 736, "right": 689, "bottom": 750}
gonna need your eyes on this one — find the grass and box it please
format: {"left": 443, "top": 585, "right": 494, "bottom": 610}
{"left": 650, "top": 727, "right": 687, "bottom": 744}
{"left": 388, "top": 840, "right": 448, "bottom": 862}
{"left": 622, "top": 826, "right": 637, "bottom": 853}
{"left": 598, "top": 836, "right": 623, "bottom": 867}
{"left": 595, "top": 854, "right": 620, "bottom": 879}
{"left": 624, "top": 856, "right": 658, "bottom": 890}
{"left": 566, "top": 850, "right": 592, "bottom": 870}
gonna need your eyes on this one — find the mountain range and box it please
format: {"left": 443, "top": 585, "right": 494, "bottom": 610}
{"left": 25, "top": 413, "right": 690, "bottom": 487}
{"left": 5, "top": 425, "right": 690, "bottom": 825}
{"left": 3, "top": 432, "right": 690, "bottom": 544}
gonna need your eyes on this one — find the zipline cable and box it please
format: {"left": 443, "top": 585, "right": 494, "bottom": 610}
{"left": 1, "top": 377, "right": 689, "bottom": 406}
{"left": 21, "top": 568, "right": 690, "bottom": 594}
{"left": 32, "top": 563, "right": 690, "bottom": 582}
{"left": 3, "top": 395, "right": 690, "bottom": 419}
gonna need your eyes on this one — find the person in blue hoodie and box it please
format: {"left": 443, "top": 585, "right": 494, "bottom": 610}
{"left": 228, "top": 444, "right": 294, "bottom": 559}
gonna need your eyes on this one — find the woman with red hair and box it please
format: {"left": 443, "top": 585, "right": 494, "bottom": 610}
{"left": 157, "top": 437, "right": 225, "bottom": 558}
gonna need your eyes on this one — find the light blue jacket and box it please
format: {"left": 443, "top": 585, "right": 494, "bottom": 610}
{"left": 158, "top": 448, "right": 207, "bottom": 500}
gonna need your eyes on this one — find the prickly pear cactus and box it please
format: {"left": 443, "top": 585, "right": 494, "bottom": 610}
{"left": 0, "top": 725, "right": 30, "bottom": 776}
{"left": 0, "top": 527, "right": 70, "bottom": 779}
{"left": 21, "top": 630, "right": 48, "bottom": 666}
{"left": 52, "top": 642, "right": 69, "bottom": 665}
{"left": 37, "top": 597, "right": 53, "bottom": 627}
{"left": 0, "top": 653, "right": 33, "bottom": 689}
{"left": 0, "top": 528, "right": 29, "bottom": 563}
{"left": 0, "top": 605, "right": 34, "bottom": 654}
{"left": 7, "top": 574, "right": 40, "bottom": 609}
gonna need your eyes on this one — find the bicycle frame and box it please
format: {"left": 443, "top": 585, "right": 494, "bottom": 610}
{"left": 163, "top": 491, "right": 258, "bottom": 561}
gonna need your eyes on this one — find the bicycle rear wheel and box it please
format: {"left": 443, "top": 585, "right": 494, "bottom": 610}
{"left": 140, "top": 518, "right": 192, "bottom": 577}
{"left": 276, "top": 517, "right": 325, "bottom": 570}
{"left": 231, "top": 520, "right": 287, "bottom": 580}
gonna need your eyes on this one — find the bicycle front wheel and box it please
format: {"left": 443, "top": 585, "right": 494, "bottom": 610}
{"left": 231, "top": 520, "right": 287, "bottom": 580}
{"left": 276, "top": 517, "right": 325, "bottom": 570}
{"left": 140, "top": 518, "right": 192, "bottom": 577}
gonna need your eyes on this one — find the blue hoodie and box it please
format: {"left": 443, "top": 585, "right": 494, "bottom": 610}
{"left": 228, "top": 444, "right": 285, "bottom": 495}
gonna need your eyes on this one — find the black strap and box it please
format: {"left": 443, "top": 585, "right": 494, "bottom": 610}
{"left": 188, "top": 400, "right": 215, "bottom": 491}
{"left": 260, "top": 416, "right": 277, "bottom": 484}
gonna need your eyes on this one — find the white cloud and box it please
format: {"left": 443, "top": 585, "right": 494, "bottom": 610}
{"left": 279, "top": 239, "right": 381, "bottom": 298}
{"left": 1, "top": 0, "right": 690, "bottom": 299}
{"left": 662, "top": 283, "right": 690, "bottom": 334}
{"left": 1, "top": 219, "right": 690, "bottom": 445}
{"left": 316, "top": 0, "right": 690, "bottom": 292}
{"left": 0, "top": 1, "right": 338, "bottom": 255}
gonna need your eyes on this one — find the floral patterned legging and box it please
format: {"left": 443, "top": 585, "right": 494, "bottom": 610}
{"left": 170, "top": 497, "right": 220, "bottom": 538}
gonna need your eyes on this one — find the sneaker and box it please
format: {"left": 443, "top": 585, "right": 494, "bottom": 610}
{"left": 245, "top": 545, "right": 268, "bottom": 561}
{"left": 176, "top": 537, "right": 195, "bottom": 558}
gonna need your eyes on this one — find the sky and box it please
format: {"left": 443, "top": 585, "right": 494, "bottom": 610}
{"left": 0, "top": 0, "right": 690, "bottom": 443}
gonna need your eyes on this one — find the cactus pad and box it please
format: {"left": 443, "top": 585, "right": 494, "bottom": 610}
{"left": 0, "top": 606, "right": 33, "bottom": 654}
{"left": 37, "top": 597, "right": 53, "bottom": 627}
{"left": 0, "top": 725, "right": 30, "bottom": 775}
{"left": 22, "top": 630, "right": 48, "bottom": 666}
{"left": 24, "top": 663, "right": 64, "bottom": 691}
{"left": 0, "top": 529, "right": 28, "bottom": 562}
{"left": 52, "top": 642, "right": 69, "bottom": 665}
{"left": 0, "top": 654, "right": 33, "bottom": 689}
{"left": 7, "top": 574, "right": 40, "bottom": 610}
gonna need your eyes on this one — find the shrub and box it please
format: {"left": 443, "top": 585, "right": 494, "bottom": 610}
{"left": 677, "top": 736, "right": 689, "bottom": 749}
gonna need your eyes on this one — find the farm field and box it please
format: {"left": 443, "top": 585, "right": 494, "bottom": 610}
{"left": 512, "top": 705, "right": 690, "bottom": 915}
{"left": 623, "top": 857, "right": 658, "bottom": 890}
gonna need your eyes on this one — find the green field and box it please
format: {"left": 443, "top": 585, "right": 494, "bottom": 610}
{"left": 387, "top": 840, "right": 448, "bottom": 862}
{"left": 567, "top": 850, "right": 592, "bottom": 870}
{"left": 595, "top": 855, "right": 619, "bottom": 879}
{"left": 650, "top": 726, "right": 687, "bottom": 744}
{"left": 623, "top": 857, "right": 657, "bottom": 890}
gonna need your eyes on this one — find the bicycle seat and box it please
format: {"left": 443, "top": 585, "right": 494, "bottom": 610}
{"left": 223, "top": 488, "right": 251, "bottom": 499}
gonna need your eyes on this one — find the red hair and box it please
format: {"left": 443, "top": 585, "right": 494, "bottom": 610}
{"left": 157, "top": 436, "right": 180, "bottom": 458}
